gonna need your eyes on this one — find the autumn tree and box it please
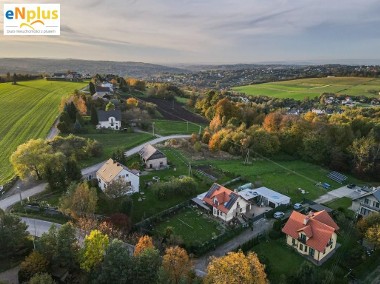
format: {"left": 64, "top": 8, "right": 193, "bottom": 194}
{"left": 127, "top": 78, "right": 146, "bottom": 91}
{"left": 134, "top": 235, "right": 154, "bottom": 256}
{"left": 29, "top": 273, "right": 56, "bottom": 284}
{"left": 10, "top": 139, "right": 65, "bottom": 180}
{"left": 80, "top": 230, "right": 109, "bottom": 272}
{"left": 126, "top": 97, "right": 138, "bottom": 107}
{"left": 106, "top": 101, "right": 115, "bottom": 111}
{"left": 18, "top": 251, "right": 49, "bottom": 283}
{"left": 161, "top": 246, "right": 192, "bottom": 284}
{"left": 263, "top": 112, "right": 283, "bottom": 132}
{"left": 357, "top": 213, "right": 380, "bottom": 248}
{"left": 105, "top": 178, "right": 130, "bottom": 198}
{"left": 59, "top": 182, "right": 98, "bottom": 219}
{"left": 205, "top": 251, "right": 267, "bottom": 284}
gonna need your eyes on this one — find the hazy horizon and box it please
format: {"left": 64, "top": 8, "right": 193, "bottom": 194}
{"left": 1, "top": 0, "right": 380, "bottom": 64}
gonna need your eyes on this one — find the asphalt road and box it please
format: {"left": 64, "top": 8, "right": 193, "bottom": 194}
{"left": 0, "top": 183, "right": 47, "bottom": 211}
{"left": 81, "top": 134, "right": 191, "bottom": 176}
{"left": 21, "top": 217, "right": 61, "bottom": 237}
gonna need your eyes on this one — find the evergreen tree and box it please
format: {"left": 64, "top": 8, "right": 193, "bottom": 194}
{"left": 65, "top": 159, "right": 82, "bottom": 182}
{"left": 12, "top": 73, "right": 17, "bottom": 85}
{"left": 89, "top": 81, "right": 96, "bottom": 95}
{"left": 90, "top": 106, "right": 99, "bottom": 125}
{"left": 66, "top": 102, "right": 78, "bottom": 122}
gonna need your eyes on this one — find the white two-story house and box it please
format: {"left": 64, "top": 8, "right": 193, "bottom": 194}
{"left": 351, "top": 189, "right": 380, "bottom": 218}
{"left": 96, "top": 159, "right": 140, "bottom": 195}
{"left": 202, "top": 183, "right": 250, "bottom": 222}
{"left": 97, "top": 110, "right": 121, "bottom": 130}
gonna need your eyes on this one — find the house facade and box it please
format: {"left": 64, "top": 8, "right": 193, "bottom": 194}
{"left": 202, "top": 183, "right": 251, "bottom": 222}
{"left": 97, "top": 110, "right": 121, "bottom": 130}
{"left": 96, "top": 159, "right": 139, "bottom": 195}
{"left": 138, "top": 144, "right": 167, "bottom": 169}
{"left": 351, "top": 189, "right": 380, "bottom": 217}
{"left": 282, "top": 210, "right": 339, "bottom": 265}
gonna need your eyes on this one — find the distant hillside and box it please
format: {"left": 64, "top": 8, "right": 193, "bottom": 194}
{"left": 0, "top": 58, "right": 188, "bottom": 78}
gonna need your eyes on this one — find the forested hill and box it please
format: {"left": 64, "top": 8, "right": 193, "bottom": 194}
{"left": 0, "top": 58, "right": 187, "bottom": 78}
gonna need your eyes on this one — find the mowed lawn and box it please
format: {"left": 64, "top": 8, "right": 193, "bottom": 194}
{"left": 153, "top": 207, "right": 223, "bottom": 244}
{"left": 202, "top": 159, "right": 361, "bottom": 202}
{"left": 76, "top": 131, "right": 154, "bottom": 167}
{"left": 233, "top": 77, "right": 380, "bottom": 100}
{"left": 0, "top": 80, "right": 86, "bottom": 185}
{"left": 153, "top": 119, "right": 205, "bottom": 136}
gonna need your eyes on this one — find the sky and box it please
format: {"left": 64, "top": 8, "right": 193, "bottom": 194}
{"left": 1, "top": 0, "right": 380, "bottom": 64}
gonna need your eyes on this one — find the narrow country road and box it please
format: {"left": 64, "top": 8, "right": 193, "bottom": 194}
{"left": 1, "top": 134, "right": 191, "bottom": 210}
{"left": 81, "top": 134, "right": 191, "bottom": 176}
{"left": 0, "top": 183, "right": 47, "bottom": 211}
{"left": 194, "top": 218, "right": 274, "bottom": 276}
{"left": 21, "top": 217, "right": 61, "bottom": 237}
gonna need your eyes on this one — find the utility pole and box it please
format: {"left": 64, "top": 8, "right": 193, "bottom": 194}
{"left": 187, "top": 121, "right": 189, "bottom": 132}
{"left": 188, "top": 162, "right": 192, "bottom": 176}
{"left": 152, "top": 122, "right": 155, "bottom": 136}
{"left": 244, "top": 149, "right": 250, "bottom": 165}
{"left": 198, "top": 125, "right": 202, "bottom": 135}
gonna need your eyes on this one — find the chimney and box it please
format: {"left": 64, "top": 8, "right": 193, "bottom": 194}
{"left": 303, "top": 217, "right": 309, "bottom": 225}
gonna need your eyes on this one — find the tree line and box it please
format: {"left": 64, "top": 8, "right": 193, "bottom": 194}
{"left": 194, "top": 91, "right": 380, "bottom": 180}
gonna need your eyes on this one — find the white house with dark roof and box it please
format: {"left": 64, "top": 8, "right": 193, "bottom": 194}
{"left": 138, "top": 144, "right": 167, "bottom": 169}
{"left": 96, "top": 159, "right": 140, "bottom": 195}
{"left": 202, "top": 183, "right": 250, "bottom": 222}
{"left": 351, "top": 188, "right": 380, "bottom": 217}
{"left": 97, "top": 109, "right": 121, "bottom": 130}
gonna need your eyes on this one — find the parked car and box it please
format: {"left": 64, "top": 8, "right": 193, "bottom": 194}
{"left": 293, "top": 203, "right": 303, "bottom": 210}
{"left": 347, "top": 184, "right": 356, "bottom": 189}
{"left": 273, "top": 212, "right": 285, "bottom": 219}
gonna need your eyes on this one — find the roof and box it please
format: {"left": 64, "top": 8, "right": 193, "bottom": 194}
{"left": 203, "top": 183, "right": 240, "bottom": 214}
{"left": 97, "top": 158, "right": 138, "bottom": 183}
{"left": 352, "top": 189, "right": 380, "bottom": 202}
{"left": 282, "top": 210, "right": 339, "bottom": 252}
{"left": 96, "top": 86, "right": 112, "bottom": 93}
{"left": 138, "top": 144, "right": 166, "bottom": 161}
{"left": 309, "top": 204, "right": 333, "bottom": 213}
{"left": 239, "top": 187, "right": 290, "bottom": 204}
{"left": 97, "top": 109, "right": 121, "bottom": 122}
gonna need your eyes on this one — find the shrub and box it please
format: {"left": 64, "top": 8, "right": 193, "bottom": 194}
{"left": 18, "top": 251, "right": 49, "bottom": 283}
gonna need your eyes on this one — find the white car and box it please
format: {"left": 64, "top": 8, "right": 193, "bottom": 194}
{"left": 293, "top": 203, "right": 303, "bottom": 210}
{"left": 273, "top": 212, "right": 285, "bottom": 219}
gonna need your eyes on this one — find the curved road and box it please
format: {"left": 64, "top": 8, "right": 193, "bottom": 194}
{"left": 1, "top": 134, "right": 191, "bottom": 210}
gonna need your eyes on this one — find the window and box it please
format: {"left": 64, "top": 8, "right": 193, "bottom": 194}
{"left": 364, "top": 198, "right": 369, "bottom": 205}
{"left": 304, "top": 245, "right": 307, "bottom": 252}
{"left": 373, "top": 201, "right": 379, "bottom": 208}
{"left": 126, "top": 174, "right": 129, "bottom": 177}
{"left": 299, "top": 244, "right": 303, "bottom": 251}
{"left": 299, "top": 233, "right": 306, "bottom": 243}
{"left": 292, "top": 238, "right": 296, "bottom": 246}
{"left": 309, "top": 248, "right": 315, "bottom": 257}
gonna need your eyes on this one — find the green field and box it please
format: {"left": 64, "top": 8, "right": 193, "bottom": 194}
{"left": 197, "top": 158, "right": 362, "bottom": 202}
{"left": 153, "top": 119, "right": 204, "bottom": 136}
{"left": 77, "top": 131, "right": 154, "bottom": 167}
{"left": 233, "top": 77, "right": 380, "bottom": 100}
{"left": 153, "top": 207, "right": 223, "bottom": 244}
{"left": 0, "top": 80, "right": 86, "bottom": 185}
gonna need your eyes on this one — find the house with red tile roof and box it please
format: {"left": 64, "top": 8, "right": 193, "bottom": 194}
{"left": 202, "top": 183, "right": 250, "bottom": 222}
{"left": 282, "top": 210, "right": 339, "bottom": 265}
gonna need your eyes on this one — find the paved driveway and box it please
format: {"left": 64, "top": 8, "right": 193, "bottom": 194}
{"left": 314, "top": 185, "right": 364, "bottom": 204}
{"left": 194, "top": 218, "right": 274, "bottom": 275}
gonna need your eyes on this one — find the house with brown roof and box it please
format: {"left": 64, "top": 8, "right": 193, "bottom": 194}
{"left": 282, "top": 210, "right": 339, "bottom": 265}
{"left": 202, "top": 183, "right": 250, "bottom": 222}
{"left": 96, "top": 159, "right": 140, "bottom": 195}
{"left": 138, "top": 144, "right": 167, "bottom": 169}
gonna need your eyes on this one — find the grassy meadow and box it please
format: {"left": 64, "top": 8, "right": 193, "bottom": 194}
{"left": 153, "top": 119, "right": 205, "bottom": 136}
{"left": 0, "top": 80, "right": 86, "bottom": 185}
{"left": 233, "top": 77, "right": 380, "bottom": 100}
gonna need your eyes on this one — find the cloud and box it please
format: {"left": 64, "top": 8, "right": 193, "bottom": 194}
{"left": 0, "top": 0, "right": 380, "bottom": 63}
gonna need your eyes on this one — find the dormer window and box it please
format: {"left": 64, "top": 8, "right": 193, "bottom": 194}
{"left": 213, "top": 198, "right": 219, "bottom": 206}
{"left": 299, "top": 233, "right": 306, "bottom": 243}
